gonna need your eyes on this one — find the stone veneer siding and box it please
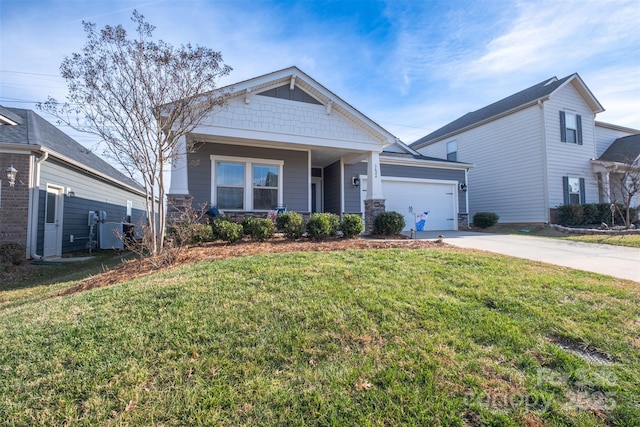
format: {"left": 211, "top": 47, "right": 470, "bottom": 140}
{"left": 364, "top": 198, "right": 385, "bottom": 234}
{"left": 0, "top": 153, "right": 31, "bottom": 248}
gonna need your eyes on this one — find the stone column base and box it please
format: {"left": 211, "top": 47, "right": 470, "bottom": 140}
{"left": 364, "top": 199, "right": 386, "bottom": 234}
{"left": 166, "top": 194, "right": 193, "bottom": 223}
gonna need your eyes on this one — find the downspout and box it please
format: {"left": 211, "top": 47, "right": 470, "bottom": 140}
{"left": 464, "top": 167, "right": 470, "bottom": 228}
{"left": 28, "top": 150, "right": 48, "bottom": 259}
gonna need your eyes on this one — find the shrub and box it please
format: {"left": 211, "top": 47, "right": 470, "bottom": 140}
{"left": 373, "top": 211, "right": 405, "bottom": 236}
{"left": 306, "top": 213, "right": 340, "bottom": 241}
{"left": 246, "top": 218, "right": 275, "bottom": 241}
{"left": 276, "top": 212, "right": 305, "bottom": 239}
{"left": 210, "top": 216, "right": 232, "bottom": 240}
{"left": 340, "top": 214, "right": 364, "bottom": 238}
{"left": 169, "top": 222, "right": 213, "bottom": 245}
{"left": 472, "top": 212, "right": 500, "bottom": 229}
{"left": 216, "top": 220, "right": 243, "bottom": 243}
{"left": 241, "top": 217, "right": 257, "bottom": 236}
{"left": 557, "top": 203, "right": 638, "bottom": 227}
{"left": 0, "top": 242, "right": 25, "bottom": 266}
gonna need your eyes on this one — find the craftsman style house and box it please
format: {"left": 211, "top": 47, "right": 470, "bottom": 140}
{"left": 168, "top": 67, "right": 472, "bottom": 232}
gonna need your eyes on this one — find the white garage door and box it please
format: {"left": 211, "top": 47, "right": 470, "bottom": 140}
{"left": 361, "top": 177, "right": 458, "bottom": 231}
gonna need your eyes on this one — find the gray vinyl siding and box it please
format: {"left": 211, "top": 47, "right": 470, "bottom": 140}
{"left": 323, "top": 161, "right": 342, "bottom": 214}
{"left": 595, "top": 124, "right": 636, "bottom": 158}
{"left": 187, "top": 142, "right": 309, "bottom": 212}
{"left": 544, "top": 84, "right": 599, "bottom": 209}
{"left": 37, "top": 158, "right": 147, "bottom": 254}
{"left": 417, "top": 105, "right": 547, "bottom": 222}
{"left": 344, "top": 162, "right": 468, "bottom": 214}
{"left": 343, "top": 163, "right": 366, "bottom": 214}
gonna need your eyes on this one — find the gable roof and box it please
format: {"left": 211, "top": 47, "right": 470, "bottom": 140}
{"left": 220, "top": 66, "right": 398, "bottom": 145}
{"left": 411, "top": 73, "right": 604, "bottom": 149}
{"left": 0, "top": 106, "right": 144, "bottom": 193}
{"left": 599, "top": 134, "right": 640, "bottom": 164}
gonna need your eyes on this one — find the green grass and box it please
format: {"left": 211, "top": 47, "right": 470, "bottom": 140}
{"left": 1, "top": 248, "right": 639, "bottom": 426}
{"left": 479, "top": 223, "right": 640, "bottom": 247}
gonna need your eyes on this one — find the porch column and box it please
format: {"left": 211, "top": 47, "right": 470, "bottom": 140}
{"left": 167, "top": 135, "right": 192, "bottom": 222}
{"left": 169, "top": 135, "right": 190, "bottom": 196}
{"left": 601, "top": 171, "right": 611, "bottom": 203}
{"left": 364, "top": 151, "right": 385, "bottom": 234}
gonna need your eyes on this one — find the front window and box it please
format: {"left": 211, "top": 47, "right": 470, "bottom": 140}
{"left": 253, "top": 164, "right": 279, "bottom": 210}
{"left": 216, "top": 162, "right": 245, "bottom": 209}
{"left": 212, "top": 156, "right": 283, "bottom": 211}
{"left": 565, "top": 113, "right": 577, "bottom": 144}
{"left": 568, "top": 177, "right": 581, "bottom": 205}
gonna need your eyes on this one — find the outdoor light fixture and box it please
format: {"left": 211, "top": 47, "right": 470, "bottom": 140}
{"left": 6, "top": 165, "right": 17, "bottom": 187}
{"left": 459, "top": 183, "right": 467, "bottom": 192}
{"left": 352, "top": 176, "right": 360, "bottom": 187}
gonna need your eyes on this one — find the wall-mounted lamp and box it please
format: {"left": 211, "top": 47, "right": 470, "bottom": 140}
{"left": 459, "top": 183, "right": 467, "bottom": 192}
{"left": 67, "top": 188, "right": 75, "bottom": 198}
{"left": 6, "top": 165, "right": 17, "bottom": 187}
{"left": 352, "top": 176, "right": 360, "bottom": 187}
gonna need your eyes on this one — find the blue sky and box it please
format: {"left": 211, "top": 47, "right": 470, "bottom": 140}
{"left": 1, "top": 0, "right": 639, "bottom": 147}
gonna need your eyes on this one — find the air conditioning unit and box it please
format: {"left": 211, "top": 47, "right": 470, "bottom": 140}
{"left": 99, "top": 222, "right": 124, "bottom": 249}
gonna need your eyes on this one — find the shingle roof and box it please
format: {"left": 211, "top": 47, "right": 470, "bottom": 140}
{"left": 599, "top": 134, "right": 640, "bottom": 164}
{"left": 0, "top": 106, "right": 143, "bottom": 192}
{"left": 381, "top": 150, "right": 471, "bottom": 165}
{"left": 411, "top": 74, "right": 580, "bottom": 148}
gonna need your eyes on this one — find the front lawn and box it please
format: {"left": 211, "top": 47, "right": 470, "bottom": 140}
{"left": 1, "top": 248, "right": 638, "bottom": 425}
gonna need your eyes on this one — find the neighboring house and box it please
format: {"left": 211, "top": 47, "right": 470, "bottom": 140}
{"left": 168, "top": 67, "right": 472, "bottom": 232}
{"left": 410, "top": 73, "right": 640, "bottom": 223}
{"left": 591, "top": 133, "right": 640, "bottom": 208}
{"left": 0, "top": 105, "right": 149, "bottom": 259}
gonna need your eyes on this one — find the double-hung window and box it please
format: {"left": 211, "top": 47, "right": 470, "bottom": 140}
{"left": 559, "top": 111, "right": 583, "bottom": 145}
{"left": 563, "top": 176, "right": 585, "bottom": 205}
{"left": 212, "top": 156, "right": 283, "bottom": 211}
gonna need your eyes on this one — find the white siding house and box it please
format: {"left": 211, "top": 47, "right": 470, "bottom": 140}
{"left": 411, "top": 74, "right": 639, "bottom": 224}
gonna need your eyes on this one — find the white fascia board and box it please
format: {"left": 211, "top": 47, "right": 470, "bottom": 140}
{"left": 38, "top": 147, "right": 147, "bottom": 197}
{"left": 555, "top": 74, "right": 605, "bottom": 114}
{"left": 380, "top": 156, "right": 474, "bottom": 171}
{"left": 595, "top": 121, "right": 640, "bottom": 134}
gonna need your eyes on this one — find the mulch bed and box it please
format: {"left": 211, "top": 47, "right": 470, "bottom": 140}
{"left": 57, "top": 236, "right": 445, "bottom": 296}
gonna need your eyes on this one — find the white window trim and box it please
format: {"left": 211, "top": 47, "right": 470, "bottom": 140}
{"left": 210, "top": 155, "right": 284, "bottom": 211}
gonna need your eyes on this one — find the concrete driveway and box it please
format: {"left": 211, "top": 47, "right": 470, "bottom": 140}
{"left": 409, "top": 230, "right": 640, "bottom": 282}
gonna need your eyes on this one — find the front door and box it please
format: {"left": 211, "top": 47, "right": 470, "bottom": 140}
{"left": 43, "top": 185, "right": 63, "bottom": 257}
{"left": 311, "top": 177, "right": 323, "bottom": 213}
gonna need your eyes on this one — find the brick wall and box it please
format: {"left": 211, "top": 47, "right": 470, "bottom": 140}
{"left": 0, "top": 153, "right": 31, "bottom": 247}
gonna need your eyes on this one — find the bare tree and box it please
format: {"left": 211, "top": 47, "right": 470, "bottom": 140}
{"left": 608, "top": 156, "right": 640, "bottom": 228}
{"left": 39, "top": 10, "right": 231, "bottom": 255}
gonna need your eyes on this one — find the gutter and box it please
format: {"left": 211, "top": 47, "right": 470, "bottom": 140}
{"left": 27, "top": 151, "right": 48, "bottom": 259}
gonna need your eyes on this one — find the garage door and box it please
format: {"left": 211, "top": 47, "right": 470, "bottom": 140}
{"left": 361, "top": 178, "right": 458, "bottom": 231}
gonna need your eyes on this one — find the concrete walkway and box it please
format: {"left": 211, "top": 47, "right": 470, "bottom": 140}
{"left": 409, "top": 230, "right": 640, "bottom": 282}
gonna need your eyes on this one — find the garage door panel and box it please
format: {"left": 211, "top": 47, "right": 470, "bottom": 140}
{"left": 362, "top": 178, "right": 457, "bottom": 231}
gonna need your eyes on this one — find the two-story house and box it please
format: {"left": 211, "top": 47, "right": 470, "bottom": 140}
{"left": 411, "top": 74, "right": 639, "bottom": 223}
